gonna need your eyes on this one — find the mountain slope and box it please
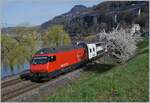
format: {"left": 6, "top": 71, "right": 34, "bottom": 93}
{"left": 41, "top": 5, "right": 87, "bottom": 29}
{"left": 2, "top": 1, "right": 149, "bottom": 37}
{"left": 41, "top": 1, "right": 149, "bottom": 36}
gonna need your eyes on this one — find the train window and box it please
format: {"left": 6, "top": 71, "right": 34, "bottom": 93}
{"left": 49, "top": 56, "right": 56, "bottom": 62}
{"left": 90, "top": 49, "right": 92, "bottom": 53}
{"left": 31, "top": 56, "right": 49, "bottom": 64}
{"left": 53, "top": 56, "right": 56, "bottom": 61}
{"left": 93, "top": 48, "right": 95, "bottom": 51}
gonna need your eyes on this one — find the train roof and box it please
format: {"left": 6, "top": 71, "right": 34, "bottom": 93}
{"left": 35, "top": 45, "right": 81, "bottom": 55}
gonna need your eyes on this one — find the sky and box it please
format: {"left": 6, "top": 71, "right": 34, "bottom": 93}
{"left": 1, "top": 0, "right": 103, "bottom": 27}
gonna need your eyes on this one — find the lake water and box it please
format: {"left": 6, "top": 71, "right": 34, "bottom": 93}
{"left": 1, "top": 63, "right": 29, "bottom": 79}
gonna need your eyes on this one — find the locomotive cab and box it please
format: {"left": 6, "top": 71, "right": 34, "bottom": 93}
{"left": 30, "top": 56, "right": 56, "bottom": 73}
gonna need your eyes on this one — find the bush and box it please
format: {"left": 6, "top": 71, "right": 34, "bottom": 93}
{"left": 97, "top": 27, "right": 142, "bottom": 63}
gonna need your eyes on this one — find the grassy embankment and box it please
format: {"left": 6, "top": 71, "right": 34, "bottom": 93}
{"left": 43, "top": 38, "right": 149, "bottom": 102}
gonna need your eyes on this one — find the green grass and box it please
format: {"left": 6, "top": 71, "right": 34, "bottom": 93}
{"left": 43, "top": 38, "right": 149, "bottom": 102}
{"left": 137, "top": 38, "right": 149, "bottom": 49}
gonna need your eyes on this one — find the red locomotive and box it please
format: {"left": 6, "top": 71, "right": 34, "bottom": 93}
{"left": 30, "top": 42, "right": 106, "bottom": 79}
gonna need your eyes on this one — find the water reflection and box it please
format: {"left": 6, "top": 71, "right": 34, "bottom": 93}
{"left": 1, "top": 63, "right": 29, "bottom": 79}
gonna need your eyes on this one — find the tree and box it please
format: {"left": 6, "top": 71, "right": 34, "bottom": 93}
{"left": 1, "top": 35, "right": 18, "bottom": 70}
{"left": 20, "top": 34, "right": 37, "bottom": 58}
{"left": 42, "top": 25, "right": 71, "bottom": 47}
{"left": 1, "top": 27, "right": 37, "bottom": 71}
{"left": 97, "top": 27, "right": 142, "bottom": 63}
{"left": 134, "top": 12, "right": 148, "bottom": 28}
{"left": 118, "top": 11, "right": 135, "bottom": 25}
{"left": 99, "top": 22, "right": 108, "bottom": 32}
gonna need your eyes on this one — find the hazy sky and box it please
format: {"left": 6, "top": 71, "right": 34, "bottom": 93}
{"left": 1, "top": 0, "right": 103, "bottom": 27}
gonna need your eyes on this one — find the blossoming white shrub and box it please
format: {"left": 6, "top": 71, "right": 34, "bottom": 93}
{"left": 97, "top": 27, "right": 142, "bottom": 63}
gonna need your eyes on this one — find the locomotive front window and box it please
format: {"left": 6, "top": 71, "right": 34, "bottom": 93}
{"left": 48, "top": 56, "right": 56, "bottom": 62}
{"left": 31, "top": 56, "right": 48, "bottom": 64}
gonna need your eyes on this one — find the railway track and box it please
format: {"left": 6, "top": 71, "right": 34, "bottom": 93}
{"left": 1, "top": 74, "right": 46, "bottom": 101}
{"left": 1, "top": 78, "right": 23, "bottom": 88}
{"left": 1, "top": 70, "right": 30, "bottom": 88}
{"left": 1, "top": 67, "right": 85, "bottom": 102}
{"left": 1, "top": 76, "right": 48, "bottom": 101}
{"left": 1, "top": 82, "right": 42, "bottom": 101}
